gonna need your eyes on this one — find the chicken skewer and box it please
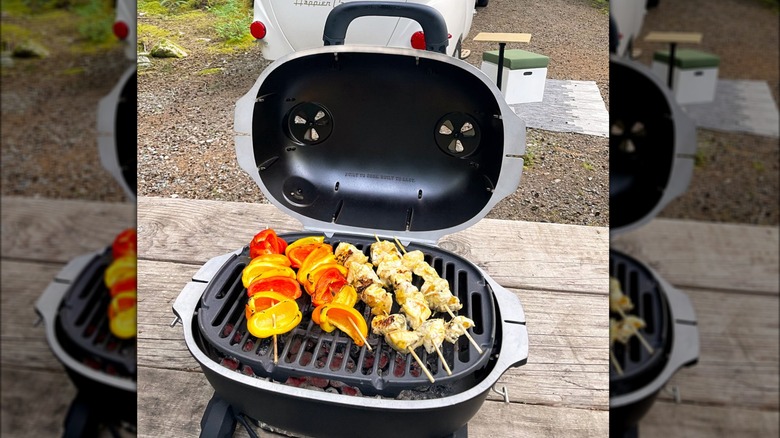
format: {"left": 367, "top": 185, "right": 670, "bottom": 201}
{"left": 609, "top": 277, "right": 654, "bottom": 354}
{"left": 418, "top": 318, "right": 453, "bottom": 375}
{"left": 374, "top": 316, "right": 435, "bottom": 383}
{"left": 371, "top": 238, "right": 431, "bottom": 330}
{"left": 393, "top": 237, "right": 483, "bottom": 354}
{"left": 335, "top": 242, "right": 393, "bottom": 316}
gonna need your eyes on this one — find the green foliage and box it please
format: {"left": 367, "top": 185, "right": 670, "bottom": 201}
{"left": 581, "top": 161, "right": 595, "bottom": 171}
{"left": 590, "top": 0, "right": 608, "bottom": 14}
{"left": 73, "top": 0, "right": 113, "bottom": 43}
{"left": 209, "top": 0, "right": 251, "bottom": 42}
{"left": 523, "top": 145, "right": 537, "bottom": 169}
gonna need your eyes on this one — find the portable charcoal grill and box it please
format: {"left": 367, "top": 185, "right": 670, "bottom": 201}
{"left": 609, "top": 55, "right": 700, "bottom": 437}
{"left": 35, "top": 57, "right": 137, "bottom": 437}
{"left": 173, "top": 3, "right": 529, "bottom": 437}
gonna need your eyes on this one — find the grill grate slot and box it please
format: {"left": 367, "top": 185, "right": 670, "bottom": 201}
{"left": 196, "top": 232, "right": 496, "bottom": 397}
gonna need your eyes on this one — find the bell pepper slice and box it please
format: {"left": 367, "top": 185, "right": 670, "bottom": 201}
{"left": 296, "top": 244, "right": 334, "bottom": 287}
{"left": 285, "top": 236, "right": 325, "bottom": 257}
{"left": 311, "top": 267, "right": 349, "bottom": 306}
{"left": 245, "top": 291, "right": 291, "bottom": 320}
{"left": 332, "top": 284, "right": 358, "bottom": 307}
{"left": 287, "top": 243, "right": 322, "bottom": 269}
{"left": 250, "top": 253, "right": 291, "bottom": 267}
{"left": 112, "top": 228, "right": 137, "bottom": 260}
{"left": 311, "top": 304, "right": 335, "bottom": 332}
{"left": 247, "top": 276, "right": 302, "bottom": 300}
{"left": 110, "top": 276, "right": 137, "bottom": 297}
{"left": 247, "top": 299, "right": 302, "bottom": 338}
{"left": 109, "top": 306, "right": 137, "bottom": 339}
{"left": 108, "top": 291, "right": 137, "bottom": 320}
{"left": 242, "top": 264, "right": 296, "bottom": 289}
{"left": 249, "top": 229, "right": 287, "bottom": 258}
{"left": 104, "top": 255, "right": 137, "bottom": 289}
{"left": 319, "top": 304, "right": 368, "bottom": 346}
{"left": 307, "top": 263, "right": 348, "bottom": 294}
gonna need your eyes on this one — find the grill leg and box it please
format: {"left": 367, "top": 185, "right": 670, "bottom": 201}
{"left": 444, "top": 423, "right": 468, "bottom": 438}
{"left": 201, "top": 394, "right": 237, "bottom": 438}
{"left": 62, "top": 394, "right": 99, "bottom": 438}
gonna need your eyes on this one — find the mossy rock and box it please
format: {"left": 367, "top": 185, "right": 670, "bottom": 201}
{"left": 12, "top": 39, "right": 49, "bottom": 58}
{"left": 150, "top": 39, "right": 187, "bottom": 58}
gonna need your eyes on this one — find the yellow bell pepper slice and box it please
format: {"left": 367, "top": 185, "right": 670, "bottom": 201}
{"left": 246, "top": 299, "right": 302, "bottom": 338}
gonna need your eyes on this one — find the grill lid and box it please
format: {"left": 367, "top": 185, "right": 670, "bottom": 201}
{"left": 98, "top": 64, "right": 137, "bottom": 201}
{"left": 235, "top": 3, "right": 525, "bottom": 244}
{"left": 609, "top": 56, "right": 696, "bottom": 235}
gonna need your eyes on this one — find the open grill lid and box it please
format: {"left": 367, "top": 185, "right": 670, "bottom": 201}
{"left": 235, "top": 3, "right": 525, "bottom": 245}
{"left": 98, "top": 64, "right": 137, "bottom": 202}
{"left": 609, "top": 56, "right": 697, "bottom": 235}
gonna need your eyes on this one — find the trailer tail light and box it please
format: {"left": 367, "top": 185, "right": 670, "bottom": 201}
{"left": 113, "top": 21, "right": 129, "bottom": 40}
{"left": 250, "top": 21, "right": 267, "bottom": 40}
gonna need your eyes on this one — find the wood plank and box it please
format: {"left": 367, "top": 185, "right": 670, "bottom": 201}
{"left": 1, "top": 196, "right": 135, "bottom": 263}
{"left": 640, "top": 400, "right": 778, "bottom": 438}
{"left": 611, "top": 219, "right": 779, "bottom": 294}
{"left": 136, "top": 259, "right": 609, "bottom": 410}
{"left": 650, "top": 287, "right": 778, "bottom": 410}
{"left": 137, "top": 196, "right": 609, "bottom": 294}
{"left": 644, "top": 31, "right": 703, "bottom": 44}
{"left": 137, "top": 366, "right": 608, "bottom": 438}
{"left": 1, "top": 368, "right": 77, "bottom": 436}
{"left": 473, "top": 32, "right": 532, "bottom": 43}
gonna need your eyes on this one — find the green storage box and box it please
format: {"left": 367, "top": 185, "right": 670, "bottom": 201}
{"left": 482, "top": 49, "right": 549, "bottom": 70}
{"left": 652, "top": 48, "right": 720, "bottom": 69}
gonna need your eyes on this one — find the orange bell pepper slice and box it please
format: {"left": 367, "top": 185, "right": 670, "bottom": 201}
{"left": 245, "top": 291, "right": 291, "bottom": 320}
{"left": 247, "top": 276, "right": 302, "bottom": 300}
{"left": 311, "top": 304, "right": 335, "bottom": 332}
{"left": 285, "top": 236, "right": 325, "bottom": 257}
{"left": 319, "top": 304, "right": 368, "bottom": 347}
{"left": 104, "top": 255, "right": 137, "bottom": 289}
{"left": 247, "top": 299, "right": 302, "bottom": 338}
{"left": 296, "top": 244, "right": 334, "bottom": 287}
{"left": 311, "top": 268, "right": 348, "bottom": 306}
{"left": 109, "top": 276, "right": 136, "bottom": 297}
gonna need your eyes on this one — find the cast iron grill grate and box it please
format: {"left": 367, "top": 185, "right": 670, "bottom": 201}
{"left": 56, "top": 247, "right": 137, "bottom": 378}
{"left": 196, "top": 232, "right": 496, "bottom": 397}
{"left": 609, "top": 250, "right": 670, "bottom": 396}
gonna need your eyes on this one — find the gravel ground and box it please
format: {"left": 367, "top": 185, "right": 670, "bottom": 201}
{"left": 631, "top": 0, "right": 779, "bottom": 225}
{"left": 3, "top": 0, "right": 776, "bottom": 226}
{"left": 134, "top": 0, "right": 610, "bottom": 226}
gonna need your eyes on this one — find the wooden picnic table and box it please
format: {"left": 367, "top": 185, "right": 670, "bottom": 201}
{"left": 2, "top": 196, "right": 777, "bottom": 437}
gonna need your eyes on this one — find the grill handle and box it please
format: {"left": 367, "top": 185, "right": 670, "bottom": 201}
{"left": 323, "top": 1, "right": 449, "bottom": 53}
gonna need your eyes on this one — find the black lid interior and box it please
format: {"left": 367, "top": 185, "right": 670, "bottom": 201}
{"left": 609, "top": 59, "right": 676, "bottom": 229}
{"left": 251, "top": 51, "right": 506, "bottom": 232}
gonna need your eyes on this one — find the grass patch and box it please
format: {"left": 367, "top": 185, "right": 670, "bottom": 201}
{"left": 61, "top": 66, "right": 85, "bottom": 75}
{"left": 590, "top": 0, "right": 608, "bottom": 14}
{"left": 523, "top": 145, "right": 537, "bottom": 169}
{"left": 581, "top": 161, "right": 595, "bottom": 171}
{"left": 694, "top": 149, "right": 709, "bottom": 168}
{"left": 208, "top": 0, "right": 252, "bottom": 43}
{"left": 139, "top": 0, "right": 173, "bottom": 16}
{"left": 197, "top": 67, "right": 222, "bottom": 75}
{"left": 752, "top": 161, "right": 766, "bottom": 172}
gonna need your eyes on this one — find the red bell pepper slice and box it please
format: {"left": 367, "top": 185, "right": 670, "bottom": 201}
{"left": 311, "top": 267, "right": 348, "bottom": 306}
{"left": 249, "top": 229, "right": 287, "bottom": 258}
{"left": 247, "top": 276, "right": 302, "bottom": 300}
{"left": 112, "top": 228, "right": 137, "bottom": 259}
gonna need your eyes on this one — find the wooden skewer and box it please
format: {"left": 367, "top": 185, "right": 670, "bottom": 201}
{"left": 272, "top": 314, "right": 278, "bottom": 364}
{"left": 349, "top": 317, "right": 372, "bottom": 351}
{"left": 434, "top": 344, "right": 453, "bottom": 375}
{"left": 393, "top": 237, "right": 407, "bottom": 254}
{"left": 445, "top": 306, "right": 484, "bottom": 354}
{"left": 408, "top": 348, "right": 435, "bottom": 383}
{"left": 615, "top": 309, "right": 654, "bottom": 354}
{"left": 610, "top": 348, "right": 623, "bottom": 375}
